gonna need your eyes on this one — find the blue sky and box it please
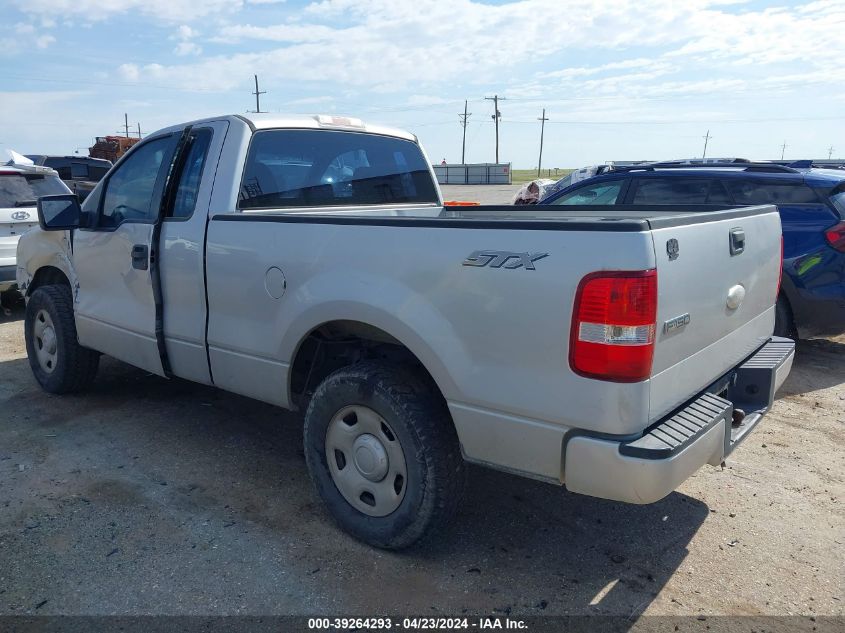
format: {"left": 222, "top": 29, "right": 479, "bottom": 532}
{"left": 1, "top": 0, "right": 843, "bottom": 168}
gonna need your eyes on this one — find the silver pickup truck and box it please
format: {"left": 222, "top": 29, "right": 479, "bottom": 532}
{"left": 16, "top": 114, "right": 794, "bottom": 549}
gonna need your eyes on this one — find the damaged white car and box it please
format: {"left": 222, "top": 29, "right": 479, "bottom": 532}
{"left": 1, "top": 153, "right": 70, "bottom": 296}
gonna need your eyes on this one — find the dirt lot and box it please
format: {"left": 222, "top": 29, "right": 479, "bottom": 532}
{"left": 0, "top": 186, "right": 842, "bottom": 620}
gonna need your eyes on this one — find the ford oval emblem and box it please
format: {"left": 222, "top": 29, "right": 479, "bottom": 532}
{"left": 11, "top": 211, "right": 31, "bottom": 221}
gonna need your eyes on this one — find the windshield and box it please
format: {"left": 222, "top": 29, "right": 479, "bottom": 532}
{"left": 0, "top": 173, "right": 69, "bottom": 208}
{"left": 239, "top": 129, "right": 439, "bottom": 209}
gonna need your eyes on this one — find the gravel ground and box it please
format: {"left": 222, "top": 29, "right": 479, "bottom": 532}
{"left": 0, "top": 186, "right": 842, "bottom": 619}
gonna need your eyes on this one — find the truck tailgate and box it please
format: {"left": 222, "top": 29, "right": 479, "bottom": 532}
{"left": 648, "top": 206, "right": 782, "bottom": 421}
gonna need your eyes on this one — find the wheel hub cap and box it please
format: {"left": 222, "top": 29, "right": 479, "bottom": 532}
{"left": 325, "top": 405, "right": 408, "bottom": 517}
{"left": 352, "top": 434, "right": 389, "bottom": 482}
{"left": 32, "top": 309, "right": 58, "bottom": 374}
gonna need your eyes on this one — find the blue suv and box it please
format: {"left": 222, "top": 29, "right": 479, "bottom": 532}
{"left": 539, "top": 161, "right": 845, "bottom": 338}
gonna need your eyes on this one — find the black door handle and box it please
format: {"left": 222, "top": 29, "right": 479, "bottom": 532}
{"left": 131, "top": 244, "right": 149, "bottom": 270}
{"left": 729, "top": 228, "right": 745, "bottom": 256}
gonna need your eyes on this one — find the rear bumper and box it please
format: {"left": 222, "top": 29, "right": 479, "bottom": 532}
{"left": 564, "top": 337, "right": 795, "bottom": 504}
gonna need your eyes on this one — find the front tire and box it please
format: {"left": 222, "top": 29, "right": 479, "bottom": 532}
{"left": 303, "top": 360, "right": 465, "bottom": 549}
{"left": 24, "top": 285, "right": 99, "bottom": 394}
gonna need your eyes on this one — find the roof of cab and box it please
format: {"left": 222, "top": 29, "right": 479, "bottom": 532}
{"left": 242, "top": 114, "right": 416, "bottom": 141}
{"left": 154, "top": 114, "right": 417, "bottom": 143}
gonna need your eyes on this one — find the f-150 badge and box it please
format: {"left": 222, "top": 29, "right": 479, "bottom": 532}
{"left": 462, "top": 250, "right": 548, "bottom": 270}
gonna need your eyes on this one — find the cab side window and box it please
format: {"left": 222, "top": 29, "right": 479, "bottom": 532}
{"left": 550, "top": 178, "right": 626, "bottom": 205}
{"left": 99, "top": 136, "right": 175, "bottom": 228}
{"left": 169, "top": 128, "right": 212, "bottom": 219}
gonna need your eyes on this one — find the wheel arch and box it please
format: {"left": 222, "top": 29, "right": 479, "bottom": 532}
{"left": 27, "top": 265, "right": 72, "bottom": 295}
{"left": 288, "top": 318, "right": 457, "bottom": 414}
{"left": 16, "top": 230, "right": 77, "bottom": 298}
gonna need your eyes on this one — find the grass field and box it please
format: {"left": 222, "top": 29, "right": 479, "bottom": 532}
{"left": 511, "top": 168, "right": 574, "bottom": 184}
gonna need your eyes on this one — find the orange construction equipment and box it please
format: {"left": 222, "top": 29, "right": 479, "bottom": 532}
{"left": 88, "top": 136, "right": 140, "bottom": 163}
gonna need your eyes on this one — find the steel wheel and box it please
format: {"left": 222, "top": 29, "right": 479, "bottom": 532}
{"left": 32, "top": 308, "right": 58, "bottom": 374}
{"left": 325, "top": 404, "right": 408, "bottom": 517}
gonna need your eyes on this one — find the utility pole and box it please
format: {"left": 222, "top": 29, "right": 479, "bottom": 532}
{"left": 829, "top": 146, "right": 835, "bottom": 160}
{"left": 702, "top": 129, "right": 712, "bottom": 159}
{"left": 536, "top": 108, "right": 549, "bottom": 178}
{"left": 121, "top": 113, "right": 130, "bottom": 137}
{"left": 136, "top": 123, "right": 144, "bottom": 139}
{"left": 780, "top": 141, "right": 787, "bottom": 160}
{"left": 484, "top": 95, "right": 503, "bottom": 163}
{"left": 250, "top": 74, "right": 267, "bottom": 113}
{"left": 459, "top": 100, "right": 472, "bottom": 165}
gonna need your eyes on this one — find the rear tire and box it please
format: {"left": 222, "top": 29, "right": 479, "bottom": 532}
{"left": 303, "top": 360, "right": 465, "bottom": 549}
{"left": 24, "top": 285, "right": 99, "bottom": 394}
{"left": 774, "top": 295, "right": 797, "bottom": 339}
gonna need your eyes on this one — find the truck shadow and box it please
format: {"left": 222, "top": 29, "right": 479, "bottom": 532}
{"left": 776, "top": 336, "right": 845, "bottom": 398}
{"left": 420, "top": 468, "right": 707, "bottom": 619}
{"left": 1, "top": 355, "right": 708, "bottom": 620}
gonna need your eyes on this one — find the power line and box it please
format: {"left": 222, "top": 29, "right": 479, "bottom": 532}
{"left": 458, "top": 100, "right": 472, "bottom": 165}
{"left": 537, "top": 108, "right": 548, "bottom": 178}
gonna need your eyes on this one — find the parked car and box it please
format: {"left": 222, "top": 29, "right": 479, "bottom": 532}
{"left": 26, "top": 155, "right": 112, "bottom": 201}
{"left": 0, "top": 162, "right": 70, "bottom": 295}
{"left": 17, "top": 114, "right": 792, "bottom": 548}
{"left": 539, "top": 161, "right": 845, "bottom": 339}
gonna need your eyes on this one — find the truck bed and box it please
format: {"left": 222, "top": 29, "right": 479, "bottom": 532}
{"left": 203, "top": 202, "right": 781, "bottom": 483}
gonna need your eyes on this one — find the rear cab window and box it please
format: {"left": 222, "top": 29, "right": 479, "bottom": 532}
{"left": 238, "top": 129, "right": 439, "bottom": 209}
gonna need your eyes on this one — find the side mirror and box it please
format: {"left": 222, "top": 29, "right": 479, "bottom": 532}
{"left": 37, "top": 194, "right": 82, "bottom": 231}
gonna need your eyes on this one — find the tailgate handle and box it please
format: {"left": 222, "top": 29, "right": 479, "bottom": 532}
{"left": 729, "top": 228, "right": 745, "bottom": 256}
{"left": 131, "top": 244, "right": 149, "bottom": 270}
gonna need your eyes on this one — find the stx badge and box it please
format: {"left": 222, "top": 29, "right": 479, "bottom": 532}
{"left": 462, "top": 250, "right": 548, "bottom": 270}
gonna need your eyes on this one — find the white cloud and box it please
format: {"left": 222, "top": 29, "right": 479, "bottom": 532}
{"left": 174, "top": 41, "right": 202, "bottom": 56}
{"left": 213, "top": 23, "right": 338, "bottom": 43}
{"left": 177, "top": 25, "right": 195, "bottom": 39}
{"left": 172, "top": 23, "right": 201, "bottom": 55}
{"left": 10, "top": 0, "right": 242, "bottom": 22}
{"left": 35, "top": 34, "right": 55, "bottom": 49}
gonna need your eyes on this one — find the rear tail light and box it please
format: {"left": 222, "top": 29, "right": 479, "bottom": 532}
{"left": 570, "top": 270, "right": 657, "bottom": 382}
{"left": 824, "top": 221, "right": 845, "bottom": 252}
